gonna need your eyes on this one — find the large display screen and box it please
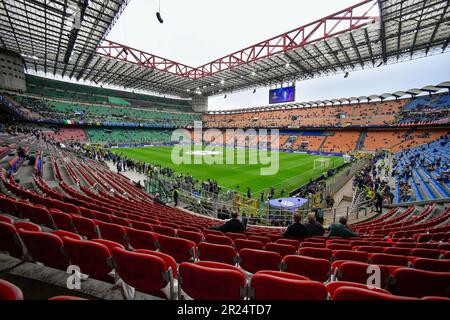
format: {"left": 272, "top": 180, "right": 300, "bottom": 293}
{"left": 269, "top": 86, "right": 295, "bottom": 104}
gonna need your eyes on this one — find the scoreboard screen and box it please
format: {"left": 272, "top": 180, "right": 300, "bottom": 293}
{"left": 269, "top": 85, "right": 295, "bottom": 104}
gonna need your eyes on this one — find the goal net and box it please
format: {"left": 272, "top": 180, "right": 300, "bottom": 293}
{"left": 313, "top": 158, "right": 330, "bottom": 171}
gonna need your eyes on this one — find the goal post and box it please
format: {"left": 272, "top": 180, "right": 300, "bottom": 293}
{"left": 313, "top": 158, "right": 330, "bottom": 171}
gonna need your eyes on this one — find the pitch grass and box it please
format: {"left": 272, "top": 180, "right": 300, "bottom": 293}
{"left": 110, "top": 146, "right": 344, "bottom": 198}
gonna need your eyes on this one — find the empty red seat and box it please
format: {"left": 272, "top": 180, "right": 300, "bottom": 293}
{"left": 178, "top": 261, "right": 246, "bottom": 300}
{"left": 157, "top": 234, "right": 196, "bottom": 263}
{"left": 152, "top": 225, "right": 177, "bottom": 237}
{"left": 93, "top": 211, "right": 112, "bottom": 223}
{"left": 238, "top": 249, "right": 281, "bottom": 274}
{"left": 369, "top": 253, "right": 410, "bottom": 266}
{"left": 14, "top": 221, "right": 41, "bottom": 232}
{"left": 234, "top": 239, "right": 264, "bottom": 252}
{"left": 110, "top": 215, "right": 131, "bottom": 227}
{"left": 282, "top": 255, "right": 330, "bottom": 282}
{"left": 202, "top": 229, "right": 224, "bottom": 236}
{"left": 112, "top": 247, "right": 176, "bottom": 299}
{"left": 438, "top": 243, "right": 450, "bottom": 251}
{"left": 416, "top": 243, "right": 439, "bottom": 249}
{"left": 249, "top": 271, "right": 327, "bottom": 300}
{"left": 275, "top": 239, "right": 300, "bottom": 248}
{"left": 18, "top": 229, "right": 69, "bottom": 270}
{"left": 265, "top": 243, "right": 297, "bottom": 257}
{"left": 388, "top": 268, "right": 450, "bottom": 298}
{"left": 353, "top": 246, "right": 385, "bottom": 254}
{"left": 91, "top": 239, "right": 125, "bottom": 253}
{"left": 0, "top": 279, "right": 23, "bottom": 300}
{"left": 326, "top": 281, "right": 391, "bottom": 299}
{"left": 198, "top": 242, "right": 237, "bottom": 265}
{"left": 300, "top": 242, "right": 326, "bottom": 248}
{"left": 0, "top": 197, "right": 17, "bottom": 215}
{"left": 410, "top": 248, "right": 442, "bottom": 259}
{"left": 205, "top": 234, "right": 234, "bottom": 246}
{"left": 15, "top": 200, "right": 34, "bottom": 220}
{"left": 371, "top": 241, "right": 393, "bottom": 247}
{"left": 97, "top": 221, "right": 128, "bottom": 247}
{"left": 50, "top": 209, "right": 76, "bottom": 232}
{"left": 127, "top": 228, "right": 158, "bottom": 251}
{"left": 0, "top": 222, "right": 23, "bottom": 258}
{"left": 384, "top": 247, "right": 412, "bottom": 256}
{"left": 226, "top": 232, "right": 247, "bottom": 241}
{"left": 335, "top": 261, "right": 394, "bottom": 287}
{"left": 333, "top": 286, "right": 416, "bottom": 300}
{"left": 326, "top": 243, "right": 353, "bottom": 251}
{"left": 299, "top": 247, "right": 332, "bottom": 261}
{"left": 32, "top": 205, "right": 55, "bottom": 229}
{"left": 48, "top": 296, "right": 87, "bottom": 300}
{"left": 64, "top": 203, "right": 80, "bottom": 215}
{"left": 395, "top": 242, "right": 416, "bottom": 248}
{"left": 131, "top": 221, "right": 153, "bottom": 232}
{"left": 72, "top": 215, "right": 98, "bottom": 239}
{"left": 247, "top": 235, "right": 271, "bottom": 245}
{"left": 0, "top": 215, "right": 13, "bottom": 224}
{"left": 52, "top": 230, "right": 82, "bottom": 240}
{"left": 63, "top": 237, "right": 115, "bottom": 283}
{"left": 79, "top": 207, "right": 95, "bottom": 219}
{"left": 177, "top": 229, "right": 204, "bottom": 245}
{"left": 180, "top": 225, "right": 202, "bottom": 233}
{"left": 332, "top": 250, "right": 369, "bottom": 263}
{"left": 350, "top": 240, "right": 371, "bottom": 247}
{"left": 412, "top": 258, "right": 450, "bottom": 272}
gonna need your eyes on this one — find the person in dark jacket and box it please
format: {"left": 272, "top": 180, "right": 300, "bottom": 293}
{"left": 305, "top": 213, "right": 325, "bottom": 236}
{"left": 210, "top": 211, "right": 246, "bottom": 233}
{"left": 283, "top": 213, "right": 308, "bottom": 239}
{"left": 327, "top": 217, "right": 359, "bottom": 238}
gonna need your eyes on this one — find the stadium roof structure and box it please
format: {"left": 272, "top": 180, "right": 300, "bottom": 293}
{"left": 1, "top": 0, "right": 449, "bottom": 98}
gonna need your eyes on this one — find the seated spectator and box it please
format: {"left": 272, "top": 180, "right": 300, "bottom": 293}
{"left": 153, "top": 193, "right": 166, "bottom": 205}
{"left": 305, "top": 213, "right": 325, "bottom": 237}
{"left": 210, "top": 211, "right": 246, "bottom": 233}
{"left": 283, "top": 213, "right": 308, "bottom": 239}
{"left": 327, "top": 217, "right": 359, "bottom": 238}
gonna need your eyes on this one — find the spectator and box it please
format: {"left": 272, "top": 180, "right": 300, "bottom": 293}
{"left": 210, "top": 211, "right": 246, "bottom": 233}
{"left": 283, "top": 213, "right": 308, "bottom": 239}
{"left": 327, "top": 217, "right": 359, "bottom": 238}
{"left": 153, "top": 193, "right": 166, "bottom": 205}
{"left": 173, "top": 188, "right": 179, "bottom": 206}
{"left": 305, "top": 213, "right": 325, "bottom": 237}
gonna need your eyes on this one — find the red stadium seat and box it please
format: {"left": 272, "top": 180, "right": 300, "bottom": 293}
{"left": 369, "top": 253, "right": 410, "bottom": 266}
{"left": 410, "top": 248, "right": 443, "bottom": 259}
{"left": 198, "top": 242, "right": 237, "bottom": 265}
{"left": 395, "top": 243, "right": 416, "bottom": 248}
{"left": 157, "top": 234, "right": 196, "bottom": 263}
{"left": 110, "top": 216, "right": 131, "bottom": 227}
{"left": 384, "top": 247, "right": 412, "bottom": 256}
{"left": 325, "top": 281, "right": 391, "bottom": 299}
{"left": 152, "top": 225, "right": 177, "bottom": 237}
{"left": 249, "top": 272, "right": 327, "bottom": 300}
{"left": 15, "top": 200, "right": 34, "bottom": 220}
{"left": 0, "top": 279, "right": 23, "bottom": 300}
{"left": 238, "top": 249, "right": 281, "bottom": 274}
{"left": 72, "top": 215, "right": 98, "bottom": 239}
{"left": 326, "top": 243, "right": 353, "bottom": 251}
{"left": 226, "top": 232, "right": 247, "bottom": 241}
{"left": 335, "top": 261, "right": 394, "bottom": 287}
{"left": 112, "top": 248, "right": 176, "bottom": 299}
{"left": 93, "top": 211, "right": 112, "bottom": 223}
{"left": 48, "top": 296, "right": 87, "bottom": 300}
{"left": 353, "top": 246, "right": 385, "bottom": 254}
{"left": 91, "top": 239, "right": 125, "bottom": 253}
{"left": 0, "top": 221, "right": 23, "bottom": 258}
{"left": 202, "top": 229, "right": 224, "bottom": 236}
{"left": 52, "top": 230, "right": 82, "bottom": 240}
{"left": 265, "top": 243, "right": 297, "bottom": 257}
{"left": 32, "top": 205, "right": 55, "bottom": 229}
{"left": 18, "top": 229, "right": 69, "bottom": 270}
{"left": 332, "top": 250, "right": 369, "bottom": 263}
{"left": 14, "top": 221, "right": 41, "bottom": 232}
{"left": 178, "top": 261, "right": 246, "bottom": 300}
{"left": 255, "top": 270, "right": 309, "bottom": 281}
{"left": 97, "top": 221, "right": 128, "bottom": 247}
{"left": 62, "top": 237, "right": 115, "bottom": 283}
{"left": 387, "top": 268, "right": 450, "bottom": 298}
{"left": 275, "top": 239, "right": 300, "bottom": 248}
{"left": 411, "top": 258, "right": 450, "bottom": 272}
{"left": 234, "top": 239, "right": 264, "bottom": 252}
{"left": 127, "top": 228, "right": 158, "bottom": 251}
{"left": 298, "top": 247, "right": 332, "bottom": 260}
{"left": 333, "top": 286, "right": 417, "bottom": 300}
{"left": 0, "top": 215, "right": 14, "bottom": 224}
{"left": 177, "top": 229, "right": 204, "bottom": 245}
{"left": 282, "top": 255, "right": 331, "bottom": 282}
{"left": 50, "top": 209, "right": 76, "bottom": 232}
{"left": 205, "top": 234, "right": 234, "bottom": 246}
{"left": 131, "top": 221, "right": 153, "bottom": 232}
{"left": 438, "top": 243, "right": 450, "bottom": 251}
{"left": 247, "top": 235, "right": 271, "bottom": 245}
{"left": 300, "top": 242, "right": 326, "bottom": 248}
{"left": 416, "top": 243, "right": 439, "bottom": 249}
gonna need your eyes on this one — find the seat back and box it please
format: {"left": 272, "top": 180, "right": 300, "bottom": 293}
{"left": 127, "top": 228, "right": 158, "bottom": 251}
{"left": 0, "top": 279, "right": 23, "bottom": 300}
{"left": 332, "top": 250, "right": 369, "bottom": 263}
{"left": 178, "top": 261, "right": 246, "bottom": 300}
{"left": 157, "top": 235, "right": 196, "bottom": 263}
{"left": 0, "top": 222, "right": 22, "bottom": 258}
{"left": 282, "top": 255, "right": 331, "bottom": 282}
{"left": 198, "top": 242, "right": 237, "bottom": 265}
{"left": 250, "top": 273, "right": 327, "bottom": 300}
{"left": 333, "top": 286, "right": 417, "bottom": 300}
{"left": 239, "top": 249, "right": 281, "bottom": 274}
{"left": 369, "top": 253, "right": 410, "bottom": 266}
{"left": 97, "top": 221, "right": 128, "bottom": 247}
{"left": 205, "top": 234, "right": 234, "bottom": 246}
{"left": 265, "top": 243, "right": 297, "bottom": 257}
{"left": 247, "top": 235, "right": 271, "bottom": 245}
{"left": 177, "top": 229, "right": 204, "bottom": 245}
{"left": 18, "top": 229, "right": 69, "bottom": 270}
{"left": 275, "top": 239, "right": 300, "bottom": 248}
{"left": 325, "top": 281, "right": 391, "bottom": 300}
{"left": 152, "top": 225, "right": 177, "bottom": 237}
{"left": 384, "top": 247, "right": 412, "bottom": 256}
{"left": 234, "top": 239, "right": 264, "bottom": 252}
{"left": 412, "top": 258, "right": 450, "bottom": 272}
{"left": 72, "top": 215, "right": 98, "bottom": 239}
{"left": 388, "top": 268, "right": 450, "bottom": 298}
{"left": 410, "top": 248, "right": 442, "bottom": 259}
{"left": 50, "top": 210, "right": 76, "bottom": 232}
{"left": 336, "top": 261, "right": 392, "bottom": 287}
{"left": 298, "top": 247, "right": 332, "bottom": 261}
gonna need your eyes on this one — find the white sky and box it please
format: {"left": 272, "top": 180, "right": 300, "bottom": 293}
{"left": 108, "top": 0, "right": 450, "bottom": 110}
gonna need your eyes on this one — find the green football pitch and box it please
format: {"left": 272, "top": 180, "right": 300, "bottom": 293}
{"left": 110, "top": 146, "right": 344, "bottom": 197}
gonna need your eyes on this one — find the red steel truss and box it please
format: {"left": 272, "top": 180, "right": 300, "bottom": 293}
{"left": 96, "top": 0, "right": 379, "bottom": 80}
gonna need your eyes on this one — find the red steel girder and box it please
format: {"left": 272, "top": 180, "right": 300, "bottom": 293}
{"left": 96, "top": 0, "right": 379, "bottom": 80}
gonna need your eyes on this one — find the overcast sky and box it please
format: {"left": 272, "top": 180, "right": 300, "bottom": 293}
{"left": 108, "top": 0, "right": 450, "bottom": 110}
